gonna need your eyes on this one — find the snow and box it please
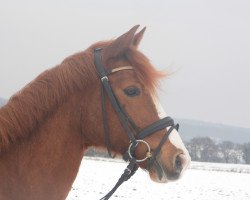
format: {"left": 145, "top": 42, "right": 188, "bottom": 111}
{"left": 66, "top": 157, "right": 250, "bottom": 200}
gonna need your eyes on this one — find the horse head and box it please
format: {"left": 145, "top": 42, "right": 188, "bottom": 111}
{"left": 83, "top": 25, "right": 191, "bottom": 183}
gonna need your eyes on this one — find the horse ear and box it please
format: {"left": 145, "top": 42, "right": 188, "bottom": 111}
{"left": 133, "top": 27, "right": 146, "bottom": 48}
{"left": 103, "top": 25, "right": 140, "bottom": 59}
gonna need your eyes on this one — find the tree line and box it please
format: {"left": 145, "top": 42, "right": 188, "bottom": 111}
{"left": 186, "top": 137, "right": 250, "bottom": 164}
{"left": 85, "top": 137, "right": 250, "bottom": 164}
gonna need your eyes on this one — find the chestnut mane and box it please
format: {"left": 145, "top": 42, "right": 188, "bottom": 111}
{"left": 0, "top": 41, "right": 165, "bottom": 152}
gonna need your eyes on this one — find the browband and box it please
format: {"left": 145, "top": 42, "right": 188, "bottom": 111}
{"left": 106, "top": 66, "right": 134, "bottom": 75}
{"left": 111, "top": 66, "right": 133, "bottom": 73}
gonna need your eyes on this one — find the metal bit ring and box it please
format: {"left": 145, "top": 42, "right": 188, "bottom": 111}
{"left": 128, "top": 140, "right": 151, "bottom": 163}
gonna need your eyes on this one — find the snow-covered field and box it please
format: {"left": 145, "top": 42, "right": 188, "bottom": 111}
{"left": 67, "top": 157, "right": 250, "bottom": 200}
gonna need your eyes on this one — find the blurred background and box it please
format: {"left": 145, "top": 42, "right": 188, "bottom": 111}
{"left": 1, "top": 0, "right": 250, "bottom": 163}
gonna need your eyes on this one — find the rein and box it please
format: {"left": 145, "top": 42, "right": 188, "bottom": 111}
{"left": 94, "top": 48, "right": 179, "bottom": 200}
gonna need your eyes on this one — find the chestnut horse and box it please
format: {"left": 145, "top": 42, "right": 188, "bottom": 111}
{"left": 0, "top": 25, "right": 190, "bottom": 200}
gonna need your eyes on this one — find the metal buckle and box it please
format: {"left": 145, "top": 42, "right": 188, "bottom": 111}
{"left": 125, "top": 167, "right": 132, "bottom": 175}
{"left": 128, "top": 140, "right": 151, "bottom": 163}
{"left": 101, "top": 76, "right": 109, "bottom": 82}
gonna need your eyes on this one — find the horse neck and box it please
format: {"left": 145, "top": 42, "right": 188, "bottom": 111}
{"left": 0, "top": 52, "right": 95, "bottom": 199}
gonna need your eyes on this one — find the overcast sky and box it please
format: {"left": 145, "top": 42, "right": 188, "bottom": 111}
{"left": 0, "top": 0, "right": 250, "bottom": 128}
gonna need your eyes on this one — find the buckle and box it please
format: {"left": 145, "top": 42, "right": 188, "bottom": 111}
{"left": 125, "top": 167, "right": 132, "bottom": 175}
{"left": 101, "top": 76, "right": 109, "bottom": 82}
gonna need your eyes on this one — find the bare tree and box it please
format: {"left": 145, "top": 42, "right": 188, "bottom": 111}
{"left": 218, "top": 141, "right": 234, "bottom": 163}
{"left": 201, "top": 137, "right": 220, "bottom": 162}
{"left": 215, "top": 141, "right": 244, "bottom": 163}
{"left": 243, "top": 142, "right": 250, "bottom": 164}
{"left": 186, "top": 137, "right": 219, "bottom": 162}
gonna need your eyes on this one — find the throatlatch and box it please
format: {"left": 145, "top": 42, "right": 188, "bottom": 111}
{"left": 94, "top": 48, "right": 179, "bottom": 200}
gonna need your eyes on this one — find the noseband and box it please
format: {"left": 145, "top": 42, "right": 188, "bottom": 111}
{"left": 94, "top": 48, "right": 179, "bottom": 200}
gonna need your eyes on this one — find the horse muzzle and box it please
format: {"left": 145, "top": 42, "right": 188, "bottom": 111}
{"left": 148, "top": 152, "right": 191, "bottom": 183}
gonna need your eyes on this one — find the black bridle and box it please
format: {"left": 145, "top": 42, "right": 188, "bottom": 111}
{"left": 94, "top": 48, "right": 179, "bottom": 200}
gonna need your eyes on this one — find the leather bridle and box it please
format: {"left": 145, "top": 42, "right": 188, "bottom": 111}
{"left": 94, "top": 48, "right": 179, "bottom": 200}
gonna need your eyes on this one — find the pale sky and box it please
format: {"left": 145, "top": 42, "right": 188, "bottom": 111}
{"left": 0, "top": 0, "right": 250, "bottom": 128}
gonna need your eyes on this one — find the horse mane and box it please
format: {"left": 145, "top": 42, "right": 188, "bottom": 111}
{"left": 0, "top": 40, "right": 165, "bottom": 152}
{"left": 0, "top": 49, "right": 96, "bottom": 151}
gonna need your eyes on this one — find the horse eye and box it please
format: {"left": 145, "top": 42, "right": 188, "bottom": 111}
{"left": 123, "top": 86, "right": 140, "bottom": 97}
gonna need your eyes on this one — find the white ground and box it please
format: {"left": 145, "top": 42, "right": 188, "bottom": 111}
{"left": 66, "top": 157, "right": 250, "bottom": 200}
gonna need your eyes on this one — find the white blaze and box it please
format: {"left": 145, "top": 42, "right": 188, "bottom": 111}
{"left": 153, "top": 97, "right": 189, "bottom": 155}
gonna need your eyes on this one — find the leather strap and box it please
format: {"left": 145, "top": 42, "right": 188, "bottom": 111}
{"left": 100, "top": 159, "right": 138, "bottom": 200}
{"left": 94, "top": 48, "right": 136, "bottom": 142}
{"left": 101, "top": 84, "right": 114, "bottom": 158}
{"left": 136, "top": 116, "right": 174, "bottom": 139}
{"left": 148, "top": 124, "right": 179, "bottom": 167}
